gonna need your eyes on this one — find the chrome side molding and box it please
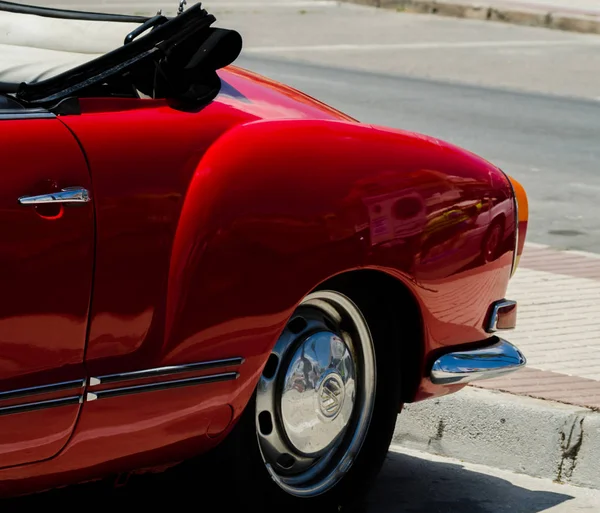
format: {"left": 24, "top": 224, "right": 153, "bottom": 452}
{"left": 90, "top": 357, "right": 244, "bottom": 386}
{"left": 0, "top": 379, "right": 85, "bottom": 402}
{"left": 430, "top": 338, "right": 526, "bottom": 385}
{"left": 86, "top": 357, "right": 244, "bottom": 403}
{"left": 0, "top": 396, "right": 81, "bottom": 416}
{"left": 0, "top": 379, "right": 86, "bottom": 416}
{"left": 87, "top": 372, "right": 239, "bottom": 402}
{"left": 0, "top": 358, "right": 244, "bottom": 416}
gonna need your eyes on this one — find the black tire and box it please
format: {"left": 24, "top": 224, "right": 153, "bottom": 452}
{"left": 215, "top": 285, "right": 403, "bottom": 512}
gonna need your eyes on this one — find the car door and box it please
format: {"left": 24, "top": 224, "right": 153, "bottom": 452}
{"left": 0, "top": 109, "right": 93, "bottom": 468}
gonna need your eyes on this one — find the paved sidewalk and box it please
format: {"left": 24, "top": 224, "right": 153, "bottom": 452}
{"left": 394, "top": 243, "right": 600, "bottom": 489}
{"left": 473, "top": 243, "right": 600, "bottom": 410}
{"left": 343, "top": 0, "right": 600, "bottom": 34}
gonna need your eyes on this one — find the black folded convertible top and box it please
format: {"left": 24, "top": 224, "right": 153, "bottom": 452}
{"left": 2, "top": 2, "right": 242, "bottom": 110}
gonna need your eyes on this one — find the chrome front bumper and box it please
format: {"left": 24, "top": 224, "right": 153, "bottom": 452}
{"left": 430, "top": 338, "right": 526, "bottom": 385}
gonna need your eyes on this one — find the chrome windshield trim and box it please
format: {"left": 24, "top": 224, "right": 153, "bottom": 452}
{"left": 0, "top": 395, "right": 82, "bottom": 416}
{"left": 0, "top": 379, "right": 85, "bottom": 402}
{"left": 90, "top": 372, "right": 239, "bottom": 401}
{"left": 430, "top": 338, "right": 526, "bottom": 386}
{"left": 0, "top": 109, "right": 55, "bottom": 120}
{"left": 90, "top": 357, "right": 244, "bottom": 386}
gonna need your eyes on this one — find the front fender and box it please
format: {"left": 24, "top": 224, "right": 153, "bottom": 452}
{"left": 164, "top": 119, "right": 515, "bottom": 412}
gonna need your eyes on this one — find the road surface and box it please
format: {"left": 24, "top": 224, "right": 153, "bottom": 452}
{"left": 4, "top": 445, "right": 599, "bottom": 511}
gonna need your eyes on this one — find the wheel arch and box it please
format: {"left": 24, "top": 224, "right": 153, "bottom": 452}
{"left": 314, "top": 269, "right": 425, "bottom": 406}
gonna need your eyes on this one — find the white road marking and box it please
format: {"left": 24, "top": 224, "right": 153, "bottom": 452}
{"left": 245, "top": 39, "right": 600, "bottom": 53}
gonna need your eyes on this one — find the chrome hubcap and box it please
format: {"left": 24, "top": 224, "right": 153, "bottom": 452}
{"left": 281, "top": 331, "right": 356, "bottom": 456}
{"left": 255, "top": 290, "right": 376, "bottom": 497}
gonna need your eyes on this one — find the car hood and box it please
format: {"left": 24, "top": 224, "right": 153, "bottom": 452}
{"left": 215, "top": 65, "right": 357, "bottom": 123}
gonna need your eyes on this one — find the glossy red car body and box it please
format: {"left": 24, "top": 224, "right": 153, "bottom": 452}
{"left": 0, "top": 62, "right": 526, "bottom": 497}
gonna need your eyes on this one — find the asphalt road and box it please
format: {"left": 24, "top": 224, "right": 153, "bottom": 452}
{"left": 3, "top": 446, "right": 599, "bottom": 512}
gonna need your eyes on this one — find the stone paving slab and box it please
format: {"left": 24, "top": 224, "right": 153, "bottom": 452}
{"left": 474, "top": 367, "right": 600, "bottom": 410}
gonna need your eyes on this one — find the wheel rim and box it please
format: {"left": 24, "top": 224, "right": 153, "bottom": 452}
{"left": 255, "top": 290, "right": 376, "bottom": 497}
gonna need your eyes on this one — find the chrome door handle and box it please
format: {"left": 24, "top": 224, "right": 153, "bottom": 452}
{"left": 19, "top": 186, "right": 90, "bottom": 205}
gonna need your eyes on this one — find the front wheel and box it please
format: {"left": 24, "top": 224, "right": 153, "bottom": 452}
{"left": 226, "top": 289, "right": 402, "bottom": 511}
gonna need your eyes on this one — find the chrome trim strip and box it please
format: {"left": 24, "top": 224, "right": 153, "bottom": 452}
{"left": 90, "top": 357, "right": 244, "bottom": 386}
{"left": 486, "top": 299, "right": 517, "bottom": 333}
{"left": 0, "top": 109, "right": 55, "bottom": 120}
{"left": 430, "top": 338, "right": 526, "bottom": 385}
{"left": 91, "top": 372, "right": 239, "bottom": 400}
{"left": 0, "top": 379, "right": 85, "bottom": 402}
{"left": 511, "top": 181, "right": 519, "bottom": 275}
{"left": 0, "top": 395, "right": 81, "bottom": 416}
{"left": 500, "top": 169, "right": 519, "bottom": 276}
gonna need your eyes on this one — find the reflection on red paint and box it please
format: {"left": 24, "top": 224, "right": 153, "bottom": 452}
{"left": 0, "top": 404, "right": 82, "bottom": 468}
{"left": 34, "top": 204, "right": 64, "bottom": 220}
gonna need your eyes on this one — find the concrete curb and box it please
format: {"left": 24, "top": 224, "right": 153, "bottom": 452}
{"left": 340, "top": 0, "right": 600, "bottom": 35}
{"left": 393, "top": 387, "right": 600, "bottom": 489}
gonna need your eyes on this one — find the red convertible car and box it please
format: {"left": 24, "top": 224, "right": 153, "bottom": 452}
{"left": 0, "top": 1, "right": 528, "bottom": 509}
